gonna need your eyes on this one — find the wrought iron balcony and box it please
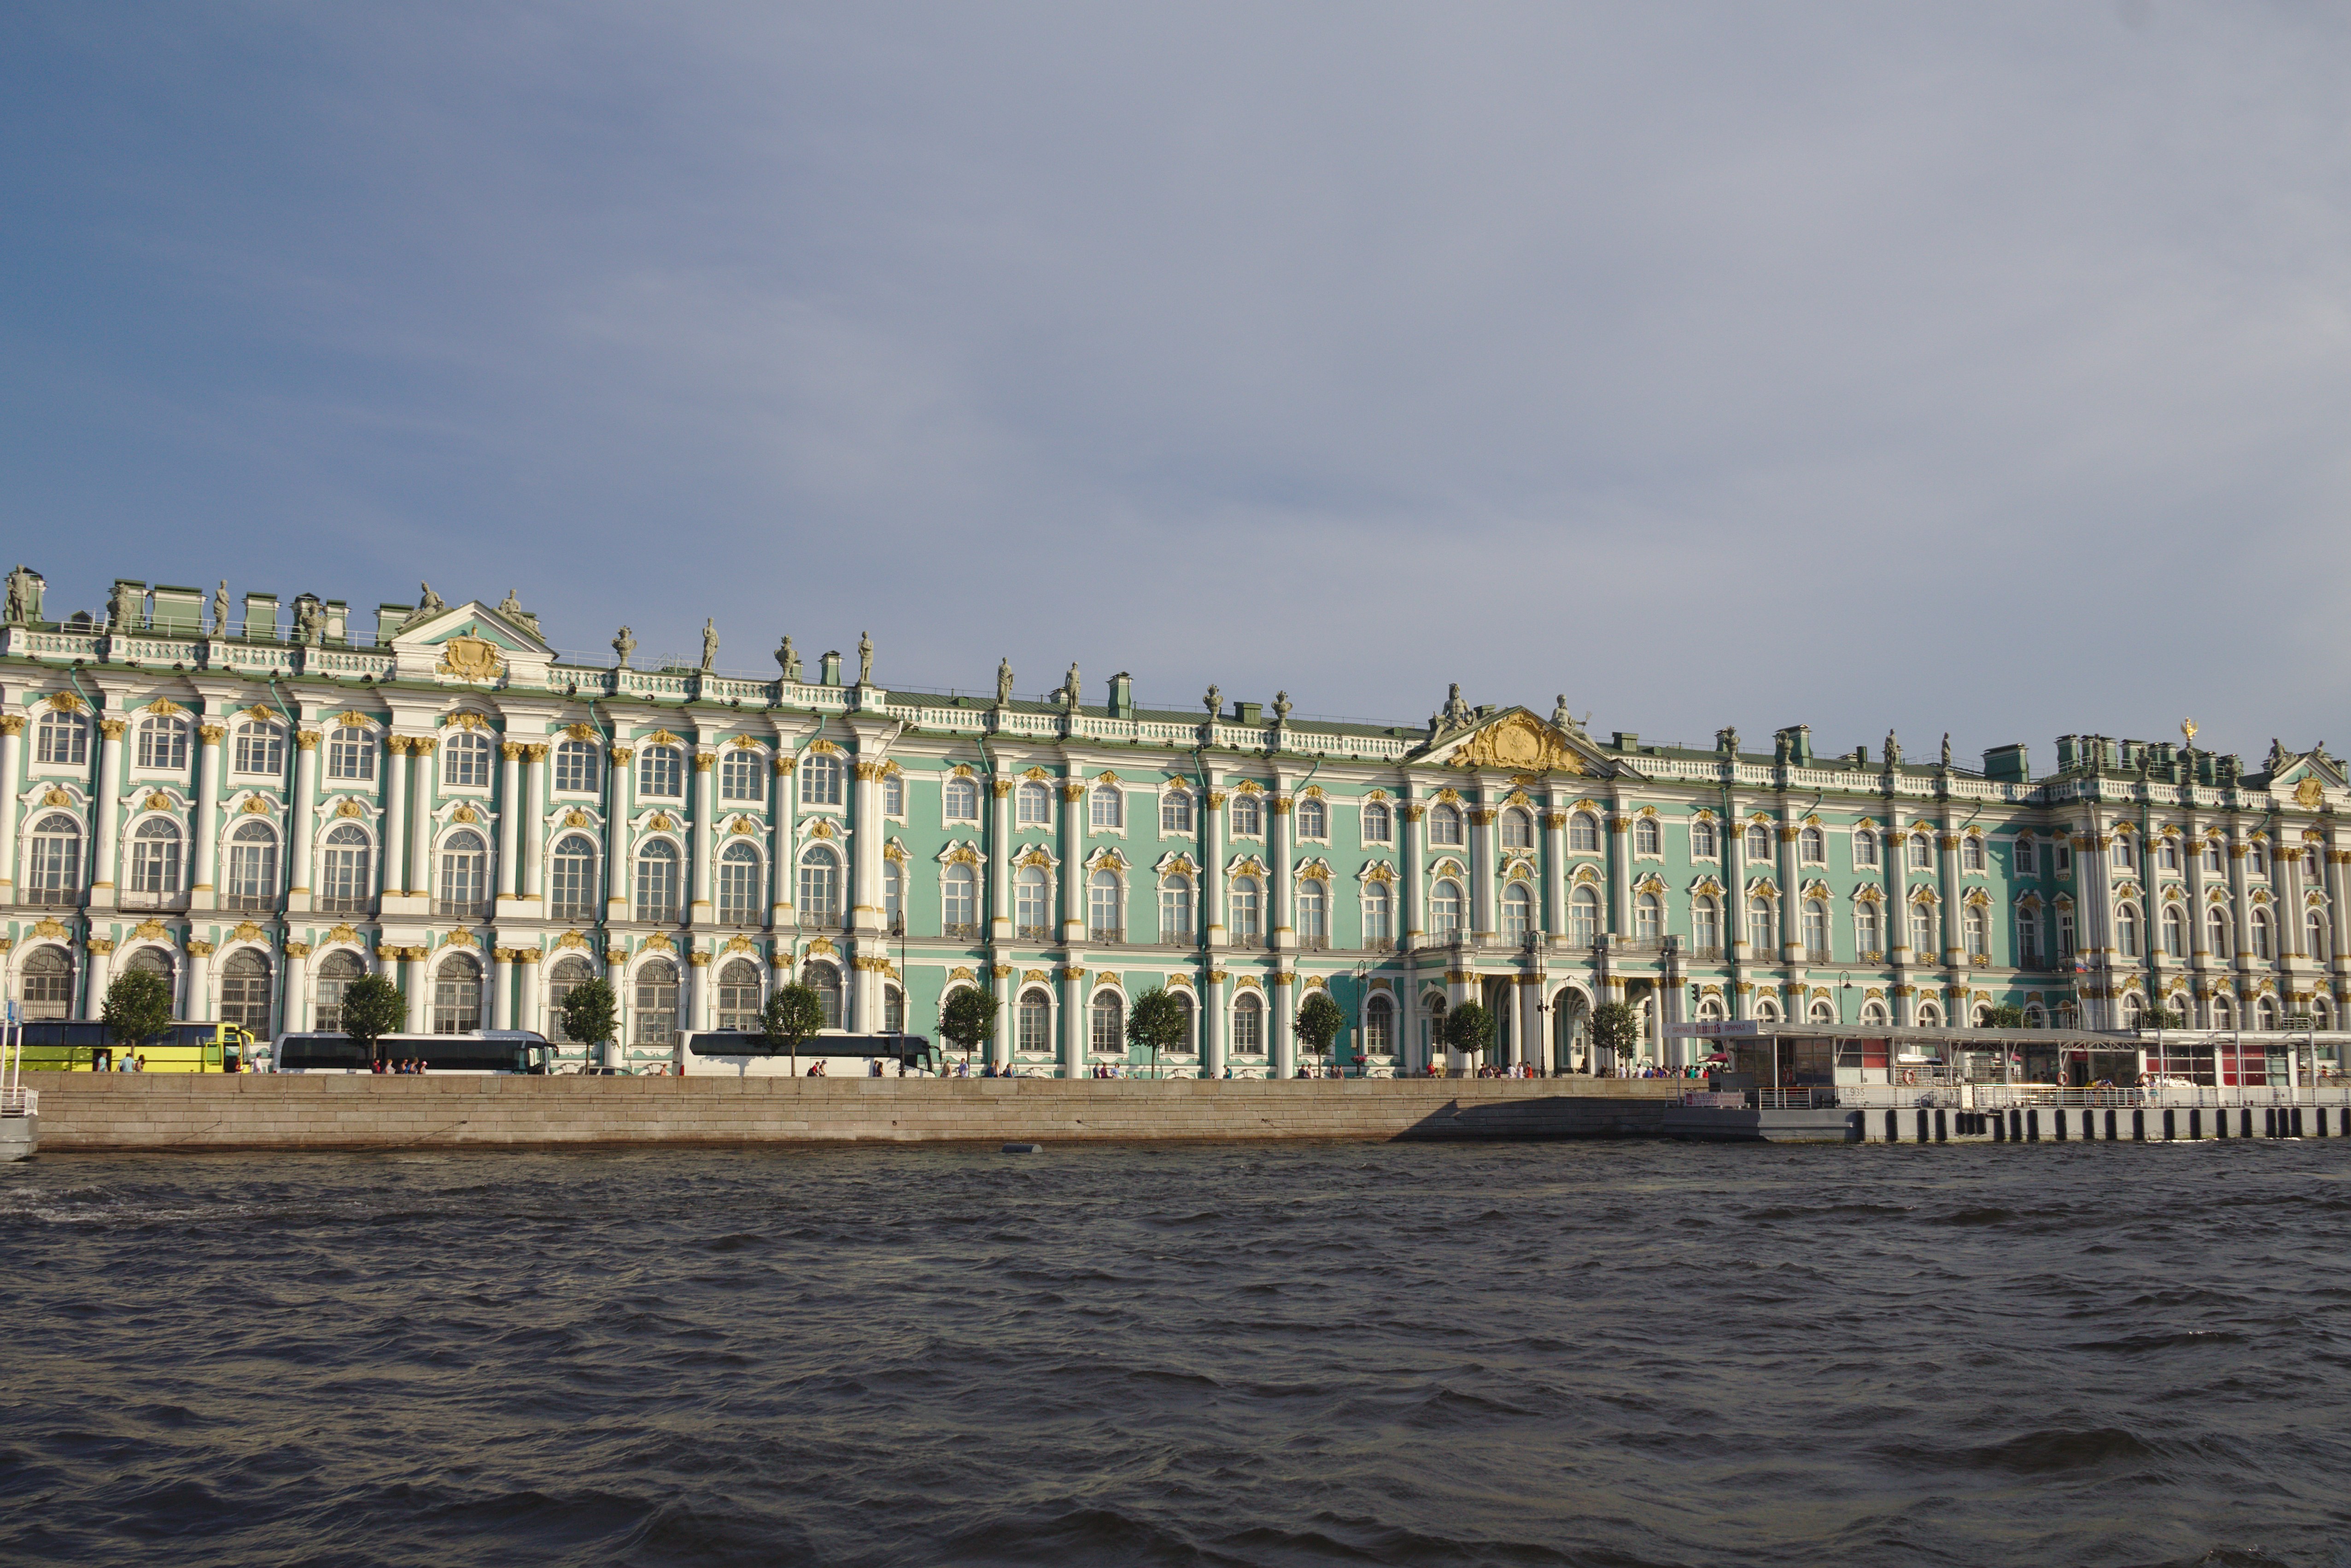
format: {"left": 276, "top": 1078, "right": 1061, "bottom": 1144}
{"left": 1089, "top": 926, "right": 1124, "bottom": 945}
{"left": 550, "top": 901, "right": 598, "bottom": 924}
{"left": 942, "top": 921, "right": 978, "bottom": 941}
{"left": 24, "top": 887, "right": 82, "bottom": 908}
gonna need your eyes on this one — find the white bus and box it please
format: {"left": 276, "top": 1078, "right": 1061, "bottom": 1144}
{"left": 675, "top": 1031, "right": 943, "bottom": 1078}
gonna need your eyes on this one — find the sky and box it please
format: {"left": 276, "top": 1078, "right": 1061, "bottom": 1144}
{"left": 4, "top": 2, "right": 2349, "bottom": 768}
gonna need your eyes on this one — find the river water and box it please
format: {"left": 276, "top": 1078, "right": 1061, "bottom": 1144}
{"left": 3, "top": 1139, "right": 2348, "bottom": 1567}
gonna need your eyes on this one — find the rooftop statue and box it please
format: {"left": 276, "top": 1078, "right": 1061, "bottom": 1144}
{"left": 702, "top": 618, "right": 719, "bottom": 672}
{"left": 1204, "top": 684, "right": 1222, "bottom": 717}
{"left": 1551, "top": 694, "right": 1575, "bottom": 732}
{"left": 1942, "top": 733, "right": 1953, "bottom": 768}
{"left": 1884, "top": 730, "right": 1901, "bottom": 767}
{"left": 1273, "top": 691, "right": 1292, "bottom": 723}
{"left": 1441, "top": 683, "right": 1474, "bottom": 729}
{"left": 996, "top": 659, "right": 1014, "bottom": 705}
{"left": 1063, "top": 662, "right": 1081, "bottom": 712}
{"left": 4, "top": 563, "right": 42, "bottom": 625}
{"left": 613, "top": 625, "right": 636, "bottom": 668}
{"left": 212, "top": 580, "right": 228, "bottom": 635}
{"left": 777, "top": 634, "right": 802, "bottom": 682}
{"left": 858, "top": 630, "right": 874, "bottom": 685}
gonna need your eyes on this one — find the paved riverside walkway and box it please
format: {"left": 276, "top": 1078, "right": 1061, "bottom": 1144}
{"left": 20, "top": 1073, "right": 1690, "bottom": 1152}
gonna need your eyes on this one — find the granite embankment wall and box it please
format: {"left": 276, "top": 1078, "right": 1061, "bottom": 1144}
{"left": 23, "top": 1073, "right": 1687, "bottom": 1152}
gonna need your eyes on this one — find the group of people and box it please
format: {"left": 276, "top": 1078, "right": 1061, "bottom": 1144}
{"left": 98, "top": 1053, "right": 149, "bottom": 1073}
{"left": 369, "top": 1057, "right": 430, "bottom": 1074}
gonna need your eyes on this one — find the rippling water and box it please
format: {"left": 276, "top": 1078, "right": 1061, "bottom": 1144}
{"left": 5, "top": 1139, "right": 2351, "bottom": 1567}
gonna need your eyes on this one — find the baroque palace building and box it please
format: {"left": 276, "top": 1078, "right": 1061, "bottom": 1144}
{"left": 3, "top": 567, "right": 2349, "bottom": 1074}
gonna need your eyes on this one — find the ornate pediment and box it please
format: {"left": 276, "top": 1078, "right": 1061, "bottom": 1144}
{"left": 1423, "top": 708, "right": 1604, "bottom": 776}
{"left": 387, "top": 600, "right": 556, "bottom": 687}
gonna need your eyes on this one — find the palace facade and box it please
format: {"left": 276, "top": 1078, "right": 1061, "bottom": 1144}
{"left": 3, "top": 570, "right": 2347, "bottom": 1074}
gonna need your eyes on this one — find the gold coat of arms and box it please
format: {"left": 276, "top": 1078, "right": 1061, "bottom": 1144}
{"left": 437, "top": 635, "right": 503, "bottom": 682}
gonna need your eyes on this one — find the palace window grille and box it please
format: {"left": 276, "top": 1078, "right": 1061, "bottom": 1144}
{"left": 882, "top": 773, "right": 904, "bottom": 816}
{"left": 1298, "top": 797, "right": 1328, "bottom": 839}
{"left": 1570, "top": 886, "right": 1601, "bottom": 946}
{"left": 1158, "top": 875, "right": 1193, "bottom": 944}
{"left": 224, "top": 819, "right": 279, "bottom": 912}
{"left": 1160, "top": 788, "right": 1193, "bottom": 834}
{"left": 37, "top": 710, "right": 88, "bottom": 766}
{"left": 1231, "top": 793, "right": 1263, "bottom": 837}
{"left": 318, "top": 822, "right": 372, "bottom": 913}
{"left": 1014, "top": 780, "right": 1051, "bottom": 826}
{"left": 443, "top": 730, "right": 491, "bottom": 789}
{"left": 1230, "top": 876, "right": 1265, "bottom": 946}
{"left": 633, "top": 957, "right": 678, "bottom": 1044}
{"left": 1088, "top": 870, "right": 1122, "bottom": 943}
{"left": 1231, "top": 993, "right": 1263, "bottom": 1054}
{"left": 546, "top": 956, "right": 596, "bottom": 1043}
{"left": 799, "top": 848, "right": 841, "bottom": 929}
{"left": 221, "top": 950, "right": 273, "bottom": 1037}
{"left": 715, "top": 958, "right": 762, "bottom": 1032}
{"left": 720, "top": 749, "right": 763, "bottom": 801}
{"left": 1017, "top": 991, "right": 1052, "bottom": 1053}
{"left": 232, "top": 721, "right": 282, "bottom": 777}
{"left": 1014, "top": 864, "right": 1052, "bottom": 939}
{"left": 1501, "top": 809, "right": 1533, "bottom": 851}
{"left": 549, "top": 835, "right": 597, "bottom": 922}
{"left": 942, "top": 863, "right": 978, "bottom": 938}
{"left": 437, "top": 829, "right": 488, "bottom": 918}
{"left": 326, "top": 726, "right": 374, "bottom": 781}
{"left": 554, "top": 740, "right": 599, "bottom": 794}
{"left": 1090, "top": 785, "right": 1122, "bottom": 830}
{"left": 129, "top": 817, "right": 183, "bottom": 898}
{"left": 1633, "top": 817, "right": 1661, "bottom": 856}
{"left": 1299, "top": 880, "right": 1329, "bottom": 949}
{"left": 1362, "top": 883, "right": 1392, "bottom": 947}
{"left": 717, "top": 842, "right": 762, "bottom": 925}
{"left": 638, "top": 746, "right": 683, "bottom": 799}
{"left": 313, "top": 950, "right": 364, "bottom": 1032}
{"left": 1428, "top": 804, "right": 1462, "bottom": 847}
{"left": 634, "top": 839, "right": 681, "bottom": 924}
{"left": 943, "top": 776, "right": 979, "bottom": 822}
{"left": 1691, "top": 818, "right": 1718, "bottom": 858}
{"left": 1360, "top": 800, "right": 1391, "bottom": 844}
{"left": 1091, "top": 992, "right": 1123, "bottom": 1055}
{"left": 136, "top": 715, "right": 189, "bottom": 771}
{"left": 20, "top": 946, "right": 72, "bottom": 1019}
{"left": 1502, "top": 884, "right": 1533, "bottom": 941}
{"left": 1430, "top": 879, "right": 1463, "bottom": 939}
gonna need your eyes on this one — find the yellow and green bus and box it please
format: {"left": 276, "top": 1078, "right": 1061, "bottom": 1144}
{"left": 14, "top": 1020, "right": 258, "bottom": 1073}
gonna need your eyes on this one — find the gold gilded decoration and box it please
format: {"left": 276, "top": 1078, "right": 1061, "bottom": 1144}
{"left": 564, "top": 808, "right": 590, "bottom": 828}
{"left": 565, "top": 723, "right": 597, "bottom": 741}
{"left": 185, "top": 939, "right": 215, "bottom": 957}
{"left": 1018, "top": 848, "right": 1051, "bottom": 869}
{"left": 730, "top": 816, "right": 759, "bottom": 835}
{"left": 296, "top": 730, "right": 320, "bottom": 751}
{"left": 805, "top": 936, "right": 837, "bottom": 956}
{"left": 884, "top": 842, "right": 908, "bottom": 863}
{"left": 1450, "top": 711, "right": 1588, "bottom": 775}
{"left": 452, "top": 804, "right": 480, "bottom": 825}
{"left": 556, "top": 929, "right": 588, "bottom": 949}
{"left": 725, "top": 934, "right": 756, "bottom": 954}
{"left": 1060, "top": 965, "right": 1087, "bottom": 981}
{"left": 731, "top": 735, "right": 761, "bottom": 749}
{"left": 1021, "top": 765, "right": 1049, "bottom": 780}
{"left": 232, "top": 921, "right": 263, "bottom": 943}
{"left": 1021, "top": 968, "right": 1049, "bottom": 984}
{"left": 950, "top": 964, "right": 976, "bottom": 981}
{"left": 327, "top": 924, "right": 361, "bottom": 944}
{"left": 335, "top": 799, "right": 363, "bottom": 818}
{"left": 642, "top": 932, "right": 674, "bottom": 953}
{"left": 47, "top": 692, "right": 85, "bottom": 713}
{"left": 240, "top": 796, "right": 269, "bottom": 814}
{"left": 805, "top": 737, "right": 842, "bottom": 756}
{"left": 437, "top": 636, "right": 504, "bottom": 682}
{"left": 807, "top": 818, "right": 835, "bottom": 839}
{"left": 689, "top": 951, "right": 711, "bottom": 968}
{"left": 32, "top": 916, "right": 70, "bottom": 940}
{"left": 150, "top": 698, "right": 186, "bottom": 717}
{"left": 99, "top": 718, "right": 127, "bottom": 740}
{"left": 991, "top": 964, "right": 1013, "bottom": 979}
{"left": 646, "top": 729, "right": 679, "bottom": 747}
{"left": 445, "top": 711, "right": 487, "bottom": 731}
{"left": 0, "top": 716, "right": 22, "bottom": 736}
{"left": 443, "top": 928, "right": 478, "bottom": 948}
{"left": 41, "top": 786, "right": 70, "bottom": 807}
{"left": 284, "top": 941, "right": 311, "bottom": 959}
{"left": 335, "top": 710, "right": 372, "bottom": 728}
{"left": 2295, "top": 775, "right": 2325, "bottom": 809}
{"left": 135, "top": 919, "right": 170, "bottom": 942}
{"left": 501, "top": 741, "right": 524, "bottom": 760}
{"left": 944, "top": 845, "right": 981, "bottom": 866}
{"left": 649, "top": 811, "right": 674, "bottom": 833}
{"left": 244, "top": 704, "right": 275, "bottom": 722}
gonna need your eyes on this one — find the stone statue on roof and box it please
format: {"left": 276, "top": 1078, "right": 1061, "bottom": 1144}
{"left": 778, "top": 634, "right": 802, "bottom": 682}
{"left": 613, "top": 625, "right": 635, "bottom": 668}
{"left": 498, "top": 588, "right": 524, "bottom": 619}
{"left": 1204, "top": 684, "right": 1222, "bottom": 717}
{"left": 1063, "top": 662, "right": 1082, "bottom": 712}
{"left": 4, "top": 564, "right": 40, "bottom": 624}
{"left": 1272, "top": 691, "right": 1292, "bottom": 723}
{"left": 1551, "top": 694, "right": 1574, "bottom": 732}
{"left": 1941, "top": 732, "right": 1952, "bottom": 768}
{"left": 212, "top": 580, "right": 228, "bottom": 635}
{"left": 1441, "top": 683, "right": 1474, "bottom": 729}
{"left": 702, "top": 618, "right": 719, "bottom": 671}
{"left": 858, "top": 630, "right": 874, "bottom": 685}
{"left": 417, "top": 582, "right": 445, "bottom": 616}
{"left": 1884, "top": 730, "right": 1901, "bottom": 767}
{"left": 996, "top": 658, "right": 1014, "bottom": 705}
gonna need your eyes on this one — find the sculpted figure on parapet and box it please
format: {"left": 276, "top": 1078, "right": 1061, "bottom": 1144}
{"left": 702, "top": 618, "right": 719, "bottom": 671}
{"left": 1441, "top": 683, "right": 1474, "bottom": 729}
{"left": 996, "top": 658, "right": 1014, "bottom": 705}
{"left": 778, "top": 634, "right": 802, "bottom": 682}
{"left": 212, "top": 580, "right": 228, "bottom": 635}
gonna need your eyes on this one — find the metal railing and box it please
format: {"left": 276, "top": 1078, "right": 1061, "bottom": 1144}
{"left": 24, "top": 888, "right": 82, "bottom": 908}
{"left": 223, "top": 893, "right": 278, "bottom": 914}
{"left": 1015, "top": 923, "right": 1053, "bottom": 941}
{"left": 316, "top": 896, "right": 374, "bottom": 916}
{"left": 1089, "top": 926, "right": 1123, "bottom": 945}
{"left": 550, "top": 902, "right": 597, "bottom": 924}
{"left": 942, "top": 922, "right": 978, "bottom": 941}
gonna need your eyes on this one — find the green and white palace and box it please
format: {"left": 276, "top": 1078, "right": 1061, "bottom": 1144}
{"left": 4, "top": 567, "right": 2348, "bottom": 1074}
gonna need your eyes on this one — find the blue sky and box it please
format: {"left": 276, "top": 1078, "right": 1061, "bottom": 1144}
{"left": 5, "top": 3, "right": 2349, "bottom": 764}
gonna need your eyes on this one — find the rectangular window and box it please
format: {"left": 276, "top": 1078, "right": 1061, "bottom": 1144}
{"left": 720, "top": 749, "right": 763, "bottom": 801}
{"left": 1159, "top": 880, "right": 1193, "bottom": 943}
{"left": 1161, "top": 791, "right": 1192, "bottom": 833}
{"left": 2055, "top": 841, "right": 2073, "bottom": 875}
{"left": 555, "top": 742, "right": 599, "bottom": 794}
{"left": 1091, "top": 787, "right": 1122, "bottom": 829}
{"left": 883, "top": 773, "right": 905, "bottom": 816}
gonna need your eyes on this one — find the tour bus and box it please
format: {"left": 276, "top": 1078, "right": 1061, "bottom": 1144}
{"left": 14, "top": 1020, "right": 259, "bottom": 1073}
{"left": 274, "top": 1030, "right": 557, "bottom": 1075}
{"left": 676, "top": 1031, "right": 943, "bottom": 1078}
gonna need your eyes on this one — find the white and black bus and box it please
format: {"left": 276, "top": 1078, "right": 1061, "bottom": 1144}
{"left": 675, "top": 1031, "right": 942, "bottom": 1077}
{"left": 273, "top": 1030, "right": 557, "bottom": 1074}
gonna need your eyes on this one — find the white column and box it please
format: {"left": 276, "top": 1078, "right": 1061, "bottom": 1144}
{"left": 1270, "top": 971, "right": 1296, "bottom": 1076}
{"left": 0, "top": 715, "right": 23, "bottom": 898}
{"left": 851, "top": 758, "right": 884, "bottom": 933}
{"left": 1202, "top": 968, "right": 1228, "bottom": 1076}
{"left": 409, "top": 740, "right": 438, "bottom": 906}
{"left": 1203, "top": 790, "right": 1228, "bottom": 943}
{"left": 520, "top": 745, "right": 546, "bottom": 901}
{"left": 1061, "top": 963, "right": 1084, "bottom": 1075}
{"left": 770, "top": 749, "right": 795, "bottom": 926}
{"left": 1469, "top": 803, "right": 1496, "bottom": 937}
{"left": 287, "top": 728, "right": 319, "bottom": 908}
{"left": 1518, "top": 976, "right": 1544, "bottom": 1072}
{"left": 287, "top": 943, "right": 313, "bottom": 1031}
{"left": 92, "top": 718, "right": 127, "bottom": 906}
{"left": 497, "top": 742, "right": 523, "bottom": 903}
{"left": 1606, "top": 803, "right": 1631, "bottom": 937}
{"left": 1270, "top": 794, "right": 1296, "bottom": 949}
{"left": 607, "top": 746, "right": 635, "bottom": 917}
{"left": 83, "top": 939, "right": 116, "bottom": 1019}
{"left": 690, "top": 950, "right": 712, "bottom": 1032}
{"left": 516, "top": 950, "right": 541, "bottom": 1034}
{"left": 192, "top": 721, "right": 224, "bottom": 905}
{"left": 404, "top": 947, "right": 430, "bottom": 1032}
{"left": 1542, "top": 804, "right": 1568, "bottom": 939}
{"left": 690, "top": 750, "right": 716, "bottom": 922}
{"left": 991, "top": 961, "right": 1015, "bottom": 1071}
{"left": 187, "top": 940, "right": 215, "bottom": 1021}
{"left": 1059, "top": 780, "right": 1084, "bottom": 944}
{"left": 491, "top": 946, "right": 514, "bottom": 1029}
{"left": 382, "top": 736, "right": 409, "bottom": 894}
{"left": 987, "top": 776, "right": 1012, "bottom": 939}
{"left": 1399, "top": 799, "right": 1425, "bottom": 945}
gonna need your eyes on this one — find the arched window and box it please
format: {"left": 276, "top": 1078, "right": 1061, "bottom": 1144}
{"left": 550, "top": 834, "right": 597, "bottom": 922}
{"left": 1854, "top": 828, "right": 1880, "bottom": 868}
{"left": 438, "top": 828, "right": 488, "bottom": 917}
{"left": 1856, "top": 900, "right": 1883, "bottom": 956}
{"left": 320, "top": 822, "right": 371, "bottom": 911}
{"left": 1232, "top": 793, "right": 1264, "bottom": 837}
{"left": 1499, "top": 809, "right": 1533, "bottom": 851}
{"left": 1963, "top": 904, "right": 1988, "bottom": 958}
{"left": 2201, "top": 837, "right": 2224, "bottom": 874}
{"left": 1015, "top": 780, "right": 1052, "bottom": 826}
{"left": 801, "top": 751, "right": 843, "bottom": 806}
{"left": 2116, "top": 903, "right": 2141, "bottom": 958}
{"left": 2120, "top": 993, "right": 2144, "bottom": 1029}
{"left": 1810, "top": 999, "right": 1836, "bottom": 1024}
{"left": 1570, "top": 885, "right": 1601, "bottom": 945}
{"left": 1363, "top": 994, "right": 1394, "bottom": 1056}
{"left": 222, "top": 949, "right": 273, "bottom": 1035}
{"left": 883, "top": 859, "right": 904, "bottom": 932}
{"left": 943, "top": 863, "right": 978, "bottom": 936}
{"left": 1691, "top": 817, "right": 1719, "bottom": 859}
{"left": 1744, "top": 823, "right": 1772, "bottom": 863}
{"left": 1091, "top": 991, "right": 1124, "bottom": 1055}
{"left": 1696, "top": 995, "right": 1725, "bottom": 1022}
{"left": 1908, "top": 898, "right": 1937, "bottom": 956}
{"left": 633, "top": 956, "right": 678, "bottom": 1044}
{"left": 1430, "top": 879, "right": 1464, "bottom": 938}
{"left": 1964, "top": 834, "right": 1986, "bottom": 872}
{"left": 1363, "top": 881, "right": 1392, "bottom": 946}
{"left": 2015, "top": 835, "right": 2037, "bottom": 876}
{"left": 1692, "top": 896, "right": 1720, "bottom": 953}
{"left": 1017, "top": 989, "right": 1053, "bottom": 1054}
{"left": 1799, "top": 826, "right": 1825, "bottom": 863}
{"left": 882, "top": 771, "right": 904, "bottom": 817}
{"left": 1570, "top": 811, "right": 1601, "bottom": 854}
{"left": 554, "top": 739, "right": 599, "bottom": 794}
{"left": 225, "top": 818, "right": 280, "bottom": 911}
{"left": 18, "top": 946, "right": 72, "bottom": 1020}
{"left": 630, "top": 838, "right": 679, "bottom": 923}
{"left": 638, "top": 744, "right": 683, "bottom": 799}
{"left": 1860, "top": 998, "right": 1889, "bottom": 1026}
{"left": 326, "top": 724, "right": 374, "bottom": 781}
{"left": 717, "top": 841, "right": 762, "bottom": 924}
{"left": 2056, "top": 907, "right": 2076, "bottom": 957}
{"left": 1158, "top": 874, "right": 1193, "bottom": 944}
{"left": 716, "top": 958, "right": 761, "bottom": 1032}
{"left": 2162, "top": 903, "right": 2185, "bottom": 957}
{"left": 1803, "top": 899, "right": 1831, "bottom": 958}
{"left": 1915, "top": 1000, "right": 1943, "bottom": 1027}
{"left": 1160, "top": 787, "right": 1193, "bottom": 834}
{"left": 720, "top": 747, "right": 763, "bottom": 801}
{"left": 1428, "top": 804, "right": 1463, "bottom": 846}
{"left": 1360, "top": 799, "right": 1391, "bottom": 844}
{"left": 1232, "top": 992, "right": 1264, "bottom": 1054}
{"left": 2154, "top": 835, "right": 2178, "bottom": 871}
{"left": 231, "top": 721, "right": 282, "bottom": 776}
{"left": 2308, "top": 906, "right": 2331, "bottom": 962}
{"left": 1748, "top": 894, "right": 1777, "bottom": 951}
{"left": 1298, "top": 796, "right": 1328, "bottom": 839}
{"left": 546, "top": 956, "right": 597, "bottom": 1043}
{"left": 1232, "top": 875, "right": 1264, "bottom": 943}
{"left": 314, "top": 950, "right": 363, "bottom": 1031}
{"left": 1298, "top": 879, "right": 1329, "bottom": 946}
{"left": 802, "top": 961, "right": 842, "bottom": 1031}
{"left": 799, "top": 846, "right": 841, "bottom": 928}
{"left": 1088, "top": 870, "right": 1123, "bottom": 941}
{"left": 443, "top": 729, "right": 491, "bottom": 789}
{"left": 2023, "top": 1003, "right": 2047, "bottom": 1027}
{"left": 129, "top": 816, "right": 183, "bottom": 897}
{"left": 136, "top": 714, "right": 189, "bottom": 771}
{"left": 1906, "top": 833, "right": 1933, "bottom": 870}
{"left": 125, "top": 945, "right": 175, "bottom": 997}
{"left": 2314, "top": 996, "right": 2336, "bottom": 1031}
{"left": 2250, "top": 842, "right": 2269, "bottom": 877}
{"left": 2255, "top": 995, "right": 2278, "bottom": 1031}
{"left": 1633, "top": 816, "right": 1661, "bottom": 856}
{"left": 1633, "top": 890, "right": 1661, "bottom": 941}
{"left": 2112, "top": 834, "right": 2135, "bottom": 871}
{"left": 943, "top": 775, "right": 980, "bottom": 822}
{"left": 1090, "top": 784, "right": 1123, "bottom": 830}
{"left": 2210, "top": 993, "right": 2235, "bottom": 1029}
{"left": 25, "top": 813, "right": 82, "bottom": 905}
{"left": 36, "top": 708, "right": 88, "bottom": 766}
{"left": 883, "top": 985, "right": 905, "bottom": 1033}
{"left": 1502, "top": 883, "right": 1533, "bottom": 940}
{"left": 1014, "top": 863, "right": 1052, "bottom": 938}
{"left": 2250, "top": 907, "right": 2273, "bottom": 961}
{"left": 1753, "top": 996, "right": 1781, "bottom": 1024}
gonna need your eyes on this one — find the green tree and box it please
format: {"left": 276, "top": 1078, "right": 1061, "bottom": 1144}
{"left": 339, "top": 972, "right": 409, "bottom": 1067}
{"left": 2144, "top": 1006, "right": 2186, "bottom": 1030}
{"left": 1588, "top": 1002, "right": 1641, "bottom": 1074}
{"left": 556, "top": 976, "right": 618, "bottom": 1068}
{"left": 1441, "top": 1000, "right": 1495, "bottom": 1068}
{"left": 100, "top": 968, "right": 174, "bottom": 1061}
{"left": 1981, "top": 1004, "right": 2025, "bottom": 1029}
{"left": 762, "top": 983, "right": 825, "bottom": 1076}
{"left": 940, "top": 986, "right": 999, "bottom": 1070}
{"left": 1293, "top": 991, "right": 1346, "bottom": 1075}
{"left": 1125, "top": 988, "right": 1190, "bottom": 1078}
